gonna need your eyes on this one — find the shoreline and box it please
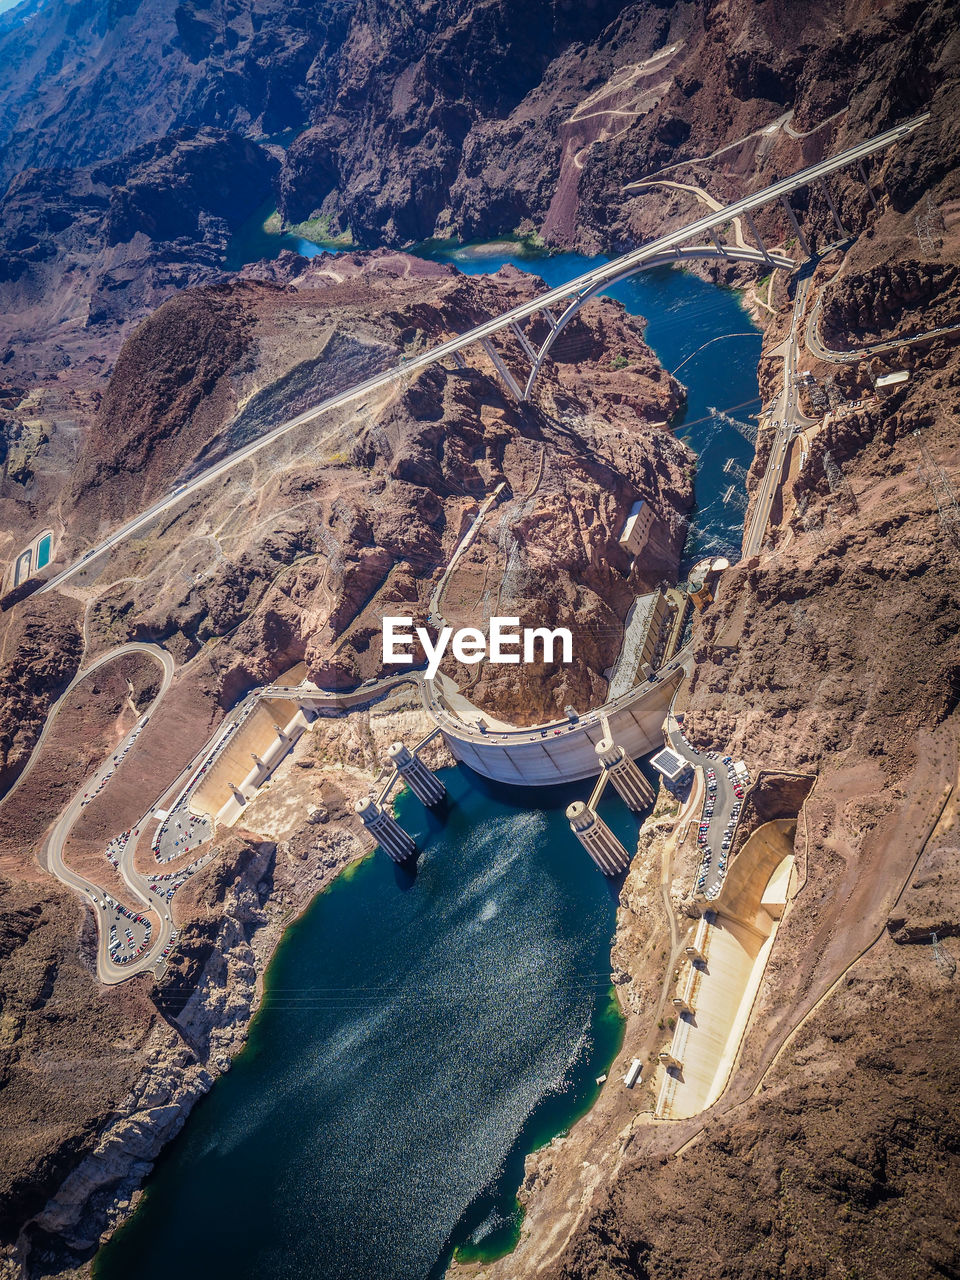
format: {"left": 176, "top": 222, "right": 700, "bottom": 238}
{"left": 17, "top": 695, "right": 431, "bottom": 1279}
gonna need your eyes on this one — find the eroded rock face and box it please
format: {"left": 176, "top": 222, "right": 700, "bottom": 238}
{"left": 57, "top": 250, "right": 692, "bottom": 725}
{"left": 0, "top": 128, "right": 277, "bottom": 378}
{"left": 0, "top": 876, "right": 157, "bottom": 1247}
{"left": 0, "top": 594, "right": 82, "bottom": 794}
{"left": 820, "top": 261, "right": 960, "bottom": 347}
{"left": 0, "top": 0, "right": 355, "bottom": 186}
{"left": 15, "top": 837, "right": 274, "bottom": 1268}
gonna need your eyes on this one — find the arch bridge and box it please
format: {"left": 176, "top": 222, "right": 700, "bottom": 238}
{"left": 417, "top": 112, "right": 928, "bottom": 404}
{"left": 517, "top": 245, "right": 794, "bottom": 400}
{"left": 35, "top": 114, "right": 928, "bottom": 599}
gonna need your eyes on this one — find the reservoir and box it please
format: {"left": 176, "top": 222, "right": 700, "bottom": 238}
{"left": 95, "top": 768, "right": 630, "bottom": 1280}
{"left": 95, "top": 231, "right": 760, "bottom": 1279}
{"left": 225, "top": 210, "right": 762, "bottom": 563}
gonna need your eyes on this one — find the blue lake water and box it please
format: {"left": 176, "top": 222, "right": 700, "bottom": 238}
{"left": 225, "top": 218, "right": 761, "bottom": 563}
{"left": 225, "top": 203, "right": 346, "bottom": 271}
{"left": 418, "top": 239, "right": 761, "bottom": 567}
{"left": 94, "top": 768, "right": 631, "bottom": 1280}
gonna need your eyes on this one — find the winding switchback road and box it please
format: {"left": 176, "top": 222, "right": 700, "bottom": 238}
{"left": 21, "top": 644, "right": 176, "bottom": 982}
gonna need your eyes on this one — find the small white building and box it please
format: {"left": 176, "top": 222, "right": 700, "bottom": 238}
{"left": 619, "top": 499, "right": 655, "bottom": 556}
{"left": 650, "top": 746, "right": 692, "bottom": 783}
{"left": 875, "top": 369, "right": 909, "bottom": 394}
{"left": 623, "top": 1058, "right": 643, "bottom": 1088}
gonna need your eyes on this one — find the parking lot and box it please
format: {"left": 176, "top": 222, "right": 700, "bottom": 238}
{"left": 668, "top": 721, "right": 750, "bottom": 898}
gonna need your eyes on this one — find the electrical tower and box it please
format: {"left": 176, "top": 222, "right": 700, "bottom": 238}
{"left": 915, "top": 193, "right": 944, "bottom": 257}
{"left": 808, "top": 380, "right": 829, "bottom": 414}
{"left": 931, "top": 932, "right": 957, "bottom": 979}
{"left": 723, "top": 458, "right": 748, "bottom": 483}
{"left": 914, "top": 431, "right": 960, "bottom": 550}
{"left": 496, "top": 486, "right": 539, "bottom": 607}
{"left": 790, "top": 602, "right": 813, "bottom": 635}
{"left": 822, "top": 450, "right": 858, "bottom": 514}
{"left": 722, "top": 484, "right": 748, "bottom": 513}
{"left": 802, "top": 510, "right": 825, "bottom": 544}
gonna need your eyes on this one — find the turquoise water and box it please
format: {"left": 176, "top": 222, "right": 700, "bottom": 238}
{"left": 94, "top": 766, "right": 634, "bottom": 1280}
{"left": 35, "top": 534, "right": 51, "bottom": 569}
{"left": 225, "top": 202, "right": 347, "bottom": 271}
{"left": 418, "top": 240, "right": 761, "bottom": 566}
{"left": 228, "top": 221, "right": 761, "bottom": 561}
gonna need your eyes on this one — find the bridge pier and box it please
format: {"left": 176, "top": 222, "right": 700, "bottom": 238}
{"left": 511, "top": 321, "right": 538, "bottom": 363}
{"left": 355, "top": 796, "right": 416, "bottom": 863}
{"left": 540, "top": 306, "right": 559, "bottom": 331}
{"left": 819, "top": 178, "right": 847, "bottom": 237}
{"left": 387, "top": 742, "right": 446, "bottom": 807}
{"left": 566, "top": 800, "right": 632, "bottom": 875}
{"left": 858, "top": 160, "right": 879, "bottom": 211}
{"left": 779, "top": 195, "right": 811, "bottom": 257}
{"left": 743, "top": 210, "right": 774, "bottom": 264}
{"left": 595, "top": 737, "right": 655, "bottom": 812}
{"left": 479, "top": 336, "right": 523, "bottom": 401}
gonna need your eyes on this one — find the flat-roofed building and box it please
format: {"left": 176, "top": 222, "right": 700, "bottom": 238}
{"left": 650, "top": 746, "right": 692, "bottom": 783}
{"left": 619, "top": 499, "right": 655, "bottom": 556}
{"left": 875, "top": 369, "right": 909, "bottom": 395}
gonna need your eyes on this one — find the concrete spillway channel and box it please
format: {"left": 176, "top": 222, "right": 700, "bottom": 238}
{"left": 657, "top": 819, "right": 798, "bottom": 1118}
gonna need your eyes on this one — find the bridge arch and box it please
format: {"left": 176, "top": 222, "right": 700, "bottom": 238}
{"left": 521, "top": 243, "right": 795, "bottom": 401}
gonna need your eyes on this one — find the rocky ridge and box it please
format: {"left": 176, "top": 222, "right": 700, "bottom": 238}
{"left": 454, "top": 177, "right": 960, "bottom": 1280}
{"left": 2, "top": 686, "right": 445, "bottom": 1276}
{"left": 0, "top": 1, "right": 957, "bottom": 1277}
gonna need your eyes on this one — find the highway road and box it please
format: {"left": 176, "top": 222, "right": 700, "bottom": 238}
{"left": 805, "top": 287, "right": 960, "bottom": 364}
{"left": 742, "top": 266, "right": 818, "bottom": 558}
{"left": 27, "top": 644, "right": 176, "bottom": 982}
{"left": 36, "top": 114, "right": 928, "bottom": 600}
{"left": 15, "top": 114, "right": 934, "bottom": 976}
{"left": 16, "top": 656, "right": 427, "bottom": 983}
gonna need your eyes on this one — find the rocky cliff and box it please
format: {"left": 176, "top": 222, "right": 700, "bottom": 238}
{"left": 54, "top": 250, "right": 691, "bottom": 724}
{"left": 453, "top": 140, "right": 960, "bottom": 1280}
{"left": 3, "top": 0, "right": 957, "bottom": 389}
{"left": 0, "top": 1, "right": 957, "bottom": 1277}
{"left": 0, "top": 127, "right": 277, "bottom": 378}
